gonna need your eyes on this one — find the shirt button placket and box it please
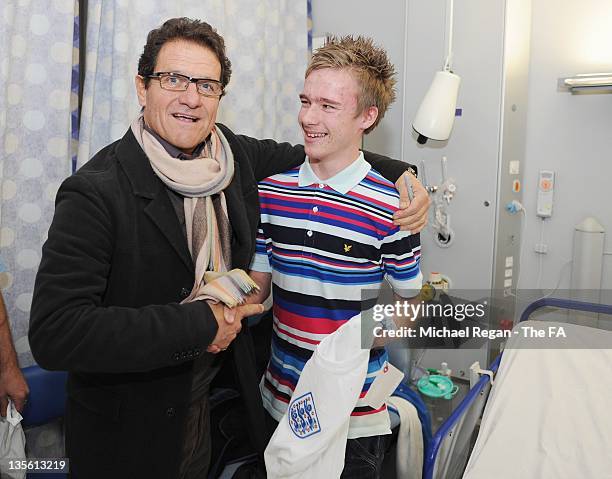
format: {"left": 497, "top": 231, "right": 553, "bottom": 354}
{"left": 305, "top": 184, "right": 323, "bottom": 250}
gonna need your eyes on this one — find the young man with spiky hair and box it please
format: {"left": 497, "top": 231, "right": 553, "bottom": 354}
{"left": 249, "top": 36, "right": 423, "bottom": 477}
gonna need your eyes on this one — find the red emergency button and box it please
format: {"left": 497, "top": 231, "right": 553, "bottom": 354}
{"left": 541, "top": 179, "right": 552, "bottom": 191}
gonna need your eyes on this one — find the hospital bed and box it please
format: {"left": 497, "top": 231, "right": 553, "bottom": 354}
{"left": 423, "top": 298, "right": 612, "bottom": 479}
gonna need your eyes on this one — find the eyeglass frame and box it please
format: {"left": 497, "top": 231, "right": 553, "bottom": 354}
{"left": 144, "top": 71, "right": 225, "bottom": 98}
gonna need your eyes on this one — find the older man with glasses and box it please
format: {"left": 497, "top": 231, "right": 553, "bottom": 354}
{"left": 29, "top": 17, "right": 429, "bottom": 479}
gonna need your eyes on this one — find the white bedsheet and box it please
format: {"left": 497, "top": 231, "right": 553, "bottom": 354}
{"left": 463, "top": 320, "right": 612, "bottom": 479}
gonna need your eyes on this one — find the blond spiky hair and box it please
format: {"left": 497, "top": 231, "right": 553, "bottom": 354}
{"left": 306, "top": 35, "right": 396, "bottom": 134}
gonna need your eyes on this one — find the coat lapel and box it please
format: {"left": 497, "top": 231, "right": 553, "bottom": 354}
{"left": 143, "top": 186, "right": 194, "bottom": 273}
{"left": 115, "top": 130, "right": 194, "bottom": 273}
{"left": 224, "top": 178, "right": 252, "bottom": 269}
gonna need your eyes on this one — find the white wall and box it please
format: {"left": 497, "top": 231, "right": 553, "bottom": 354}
{"left": 311, "top": 0, "right": 407, "bottom": 159}
{"left": 520, "top": 0, "right": 612, "bottom": 294}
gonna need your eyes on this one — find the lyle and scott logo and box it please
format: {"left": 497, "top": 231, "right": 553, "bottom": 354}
{"left": 288, "top": 392, "right": 321, "bottom": 438}
{"left": 344, "top": 244, "right": 352, "bottom": 253}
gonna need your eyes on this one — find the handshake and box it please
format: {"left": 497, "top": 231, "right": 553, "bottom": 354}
{"left": 206, "top": 302, "right": 265, "bottom": 354}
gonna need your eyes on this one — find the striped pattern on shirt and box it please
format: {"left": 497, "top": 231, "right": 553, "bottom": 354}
{"left": 251, "top": 161, "right": 422, "bottom": 439}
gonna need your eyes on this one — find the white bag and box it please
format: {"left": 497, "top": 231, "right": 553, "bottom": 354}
{"left": 264, "top": 315, "right": 370, "bottom": 479}
{"left": 0, "top": 399, "right": 26, "bottom": 479}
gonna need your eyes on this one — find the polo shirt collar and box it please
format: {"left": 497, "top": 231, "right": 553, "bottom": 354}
{"left": 298, "top": 151, "right": 371, "bottom": 195}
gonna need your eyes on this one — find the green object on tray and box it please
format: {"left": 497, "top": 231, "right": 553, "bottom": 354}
{"left": 417, "top": 374, "right": 459, "bottom": 400}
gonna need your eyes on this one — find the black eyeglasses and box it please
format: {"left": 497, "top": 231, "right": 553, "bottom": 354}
{"left": 146, "top": 72, "right": 224, "bottom": 97}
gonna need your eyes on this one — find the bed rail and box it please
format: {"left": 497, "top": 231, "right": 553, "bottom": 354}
{"left": 423, "top": 297, "right": 612, "bottom": 479}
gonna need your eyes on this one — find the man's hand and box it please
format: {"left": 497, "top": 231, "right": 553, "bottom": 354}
{"left": 393, "top": 171, "right": 430, "bottom": 233}
{"left": 207, "top": 302, "right": 264, "bottom": 354}
{"left": 0, "top": 364, "right": 29, "bottom": 416}
{"left": 0, "top": 292, "right": 29, "bottom": 416}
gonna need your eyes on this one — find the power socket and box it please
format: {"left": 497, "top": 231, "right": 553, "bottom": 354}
{"left": 534, "top": 243, "right": 548, "bottom": 254}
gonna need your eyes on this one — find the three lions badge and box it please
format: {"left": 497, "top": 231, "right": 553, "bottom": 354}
{"left": 288, "top": 392, "right": 321, "bottom": 438}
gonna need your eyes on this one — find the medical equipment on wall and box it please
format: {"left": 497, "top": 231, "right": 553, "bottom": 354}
{"left": 412, "top": 0, "right": 461, "bottom": 144}
{"left": 536, "top": 170, "right": 555, "bottom": 217}
{"left": 421, "top": 156, "right": 457, "bottom": 247}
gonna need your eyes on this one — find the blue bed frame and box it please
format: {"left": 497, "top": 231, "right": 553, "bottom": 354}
{"left": 423, "top": 297, "right": 612, "bottom": 479}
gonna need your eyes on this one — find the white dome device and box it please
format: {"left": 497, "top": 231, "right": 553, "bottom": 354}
{"left": 413, "top": 0, "right": 461, "bottom": 145}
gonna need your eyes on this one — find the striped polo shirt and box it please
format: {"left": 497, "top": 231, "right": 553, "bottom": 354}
{"left": 250, "top": 152, "right": 422, "bottom": 439}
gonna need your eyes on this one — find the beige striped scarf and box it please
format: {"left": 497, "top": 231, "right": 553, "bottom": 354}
{"left": 131, "top": 115, "right": 258, "bottom": 306}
